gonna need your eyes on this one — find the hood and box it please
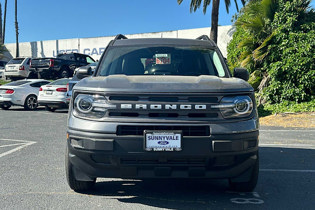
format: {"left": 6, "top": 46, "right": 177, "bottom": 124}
{"left": 74, "top": 75, "right": 253, "bottom": 93}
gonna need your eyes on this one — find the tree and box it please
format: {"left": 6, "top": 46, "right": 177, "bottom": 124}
{"left": 15, "top": 0, "right": 19, "bottom": 57}
{"left": 177, "top": 0, "right": 246, "bottom": 43}
{"left": 227, "top": 0, "right": 315, "bottom": 103}
{"left": 227, "top": 0, "right": 277, "bottom": 71}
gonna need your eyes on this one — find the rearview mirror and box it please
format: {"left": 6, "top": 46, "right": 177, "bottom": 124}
{"left": 233, "top": 68, "right": 249, "bottom": 81}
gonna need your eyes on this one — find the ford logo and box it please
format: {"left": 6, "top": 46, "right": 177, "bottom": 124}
{"left": 158, "top": 141, "right": 169, "bottom": 145}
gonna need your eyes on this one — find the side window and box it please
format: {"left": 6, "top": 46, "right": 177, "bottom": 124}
{"left": 69, "top": 55, "right": 75, "bottom": 61}
{"left": 30, "top": 82, "right": 42, "bottom": 88}
{"left": 211, "top": 52, "right": 225, "bottom": 77}
{"left": 86, "top": 56, "right": 94, "bottom": 64}
{"left": 40, "top": 81, "right": 50, "bottom": 86}
{"left": 27, "top": 59, "right": 31, "bottom": 65}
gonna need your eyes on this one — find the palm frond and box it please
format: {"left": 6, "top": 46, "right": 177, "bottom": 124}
{"left": 224, "top": 0, "right": 231, "bottom": 13}
{"left": 253, "top": 31, "right": 275, "bottom": 61}
{"left": 203, "top": 0, "right": 211, "bottom": 14}
{"left": 191, "top": 0, "right": 202, "bottom": 12}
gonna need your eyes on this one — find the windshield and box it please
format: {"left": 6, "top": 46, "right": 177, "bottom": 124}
{"left": 4, "top": 80, "right": 31, "bottom": 86}
{"left": 49, "top": 78, "right": 70, "bottom": 85}
{"left": 97, "top": 46, "right": 227, "bottom": 77}
{"left": 8, "top": 58, "right": 25, "bottom": 64}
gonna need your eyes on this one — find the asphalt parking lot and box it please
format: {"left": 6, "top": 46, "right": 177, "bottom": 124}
{"left": 0, "top": 107, "right": 314, "bottom": 210}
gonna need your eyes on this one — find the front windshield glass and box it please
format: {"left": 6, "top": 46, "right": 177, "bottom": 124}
{"left": 97, "top": 46, "right": 227, "bottom": 77}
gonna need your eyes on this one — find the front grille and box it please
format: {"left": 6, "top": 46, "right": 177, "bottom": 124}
{"left": 117, "top": 125, "right": 210, "bottom": 136}
{"left": 107, "top": 93, "right": 223, "bottom": 120}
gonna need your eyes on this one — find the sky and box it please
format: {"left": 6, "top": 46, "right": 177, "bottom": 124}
{"left": 1, "top": 0, "right": 315, "bottom": 44}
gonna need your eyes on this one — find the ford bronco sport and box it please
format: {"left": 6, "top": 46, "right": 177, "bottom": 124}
{"left": 66, "top": 34, "right": 259, "bottom": 192}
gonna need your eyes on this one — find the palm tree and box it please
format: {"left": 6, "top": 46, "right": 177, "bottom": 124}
{"left": 3, "top": 0, "right": 7, "bottom": 43}
{"left": 15, "top": 0, "right": 19, "bottom": 57}
{"left": 235, "top": 0, "right": 277, "bottom": 68}
{"left": 177, "top": 0, "right": 246, "bottom": 43}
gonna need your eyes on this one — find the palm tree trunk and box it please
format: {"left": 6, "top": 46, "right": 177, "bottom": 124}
{"left": 210, "top": 0, "right": 220, "bottom": 43}
{"left": 3, "top": 0, "right": 7, "bottom": 43}
{"left": 15, "top": 0, "right": 19, "bottom": 57}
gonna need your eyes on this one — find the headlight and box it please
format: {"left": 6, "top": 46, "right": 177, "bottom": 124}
{"left": 212, "top": 96, "right": 253, "bottom": 118}
{"left": 73, "top": 94, "right": 116, "bottom": 119}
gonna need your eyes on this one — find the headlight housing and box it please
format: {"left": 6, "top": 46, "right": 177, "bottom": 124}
{"left": 212, "top": 96, "right": 253, "bottom": 118}
{"left": 73, "top": 94, "right": 116, "bottom": 119}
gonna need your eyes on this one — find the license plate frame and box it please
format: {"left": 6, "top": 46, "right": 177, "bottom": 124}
{"left": 144, "top": 130, "right": 182, "bottom": 152}
{"left": 45, "top": 90, "right": 53, "bottom": 95}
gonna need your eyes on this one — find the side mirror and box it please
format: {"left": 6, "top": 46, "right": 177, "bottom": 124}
{"left": 76, "top": 67, "right": 93, "bottom": 79}
{"left": 233, "top": 68, "right": 249, "bottom": 81}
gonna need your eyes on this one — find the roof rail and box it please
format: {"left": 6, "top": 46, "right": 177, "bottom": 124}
{"left": 114, "top": 34, "right": 128, "bottom": 41}
{"left": 196, "top": 35, "right": 216, "bottom": 46}
{"left": 196, "top": 35, "right": 210, "bottom": 41}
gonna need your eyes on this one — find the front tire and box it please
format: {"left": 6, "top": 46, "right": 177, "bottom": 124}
{"left": 65, "top": 146, "right": 96, "bottom": 192}
{"left": 24, "top": 95, "right": 38, "bottom": 110}
{"left": 229, "top": 155, "right": 259, "bottom": 192}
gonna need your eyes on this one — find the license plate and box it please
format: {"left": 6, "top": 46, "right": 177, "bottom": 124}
{"left": 45, "top": 90, "right": 53, "bottom": 95}
{"left": 144, "top": 130, "right": 182, "bottom": 151}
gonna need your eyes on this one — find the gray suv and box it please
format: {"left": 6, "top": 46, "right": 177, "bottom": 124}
{"left": 66, "top": 35, "right": 259, "bottom": 192}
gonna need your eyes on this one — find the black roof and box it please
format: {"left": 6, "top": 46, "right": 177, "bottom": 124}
{"left": 111, "top": 35, "right": 217, "bottom": 47}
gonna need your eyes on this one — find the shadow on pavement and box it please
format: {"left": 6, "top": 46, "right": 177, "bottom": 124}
{"left": 72, "top": 147, "right": 314, "bottom": 209}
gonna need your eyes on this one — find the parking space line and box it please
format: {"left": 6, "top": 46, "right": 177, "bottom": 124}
{"left": 260, "top": 169, "right": 315, "bottom": 173}
{"left": 0, "top": 139, "right": 36, "bottom": 158}
{"left": 260, "top": 129, "right": 315, "bottom": 132}
{"left": 0, "top": 143, "right": 26, "bottom": 148}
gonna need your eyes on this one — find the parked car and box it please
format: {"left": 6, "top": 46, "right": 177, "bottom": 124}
{"left": 0, "top": 60, "right": 8, "bottom": 79}
{"left": 0, "top": 79, "right": 50, "bottom": 110}
{"left": 65, "top": 34, "right": 259, "bottom": 192}
{"left": 66, "top": 65, "right": 95, "bottom": 104}
{"left": 73, "top": 62, "right": 98, "bottom": 76}
{"left": 38, "top": 78, "right": 71, "bottom": 112}
{"left": 29, "top": 53, "right": 95, "bottom": 79}
{"left": 4, "top": 57, "right": 32, "bottom": 80}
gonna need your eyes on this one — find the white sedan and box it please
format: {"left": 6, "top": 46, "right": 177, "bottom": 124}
{"left": 38, "top": 78, "right": 71, "bottom": 112}
{"left": 0, "top": 79, "right": 50, "bottom": 110}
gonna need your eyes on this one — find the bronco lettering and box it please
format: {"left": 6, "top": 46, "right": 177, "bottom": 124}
{"left": 120, "top": 104, "right": 207, "bottom": 110}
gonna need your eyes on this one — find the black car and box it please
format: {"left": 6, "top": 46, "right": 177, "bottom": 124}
{"left": 30, "top": 53, "right": 95, "bottom": 79}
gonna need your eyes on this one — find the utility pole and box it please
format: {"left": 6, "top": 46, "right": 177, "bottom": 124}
{"left": 3, "top": 0, "right": 7, "bottom": 43}
{"left": 15, "top": 0, "right": 19, "bottom": 57}
{"left": 0, "top": 3, "right": 3, "bottom": 44}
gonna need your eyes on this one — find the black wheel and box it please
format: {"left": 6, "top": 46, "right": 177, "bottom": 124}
{"left": 28, "top": 72, "right": 37, "bottom": 79}
{"left": 45, "top": 105, "right": 56, "bottom": 112}
{"left": 65, "top": 146, "right": 96, "bottom": 192}
{"left": 0, "top": 103, "right": 11, "bottom": 110}
{"left": 60, "top": 68, "right": 70, "bottom": 78}
{"left": 24, "top": 95, "right": 38, "bottom": 110}
{"left": 229, "top": 155, "right": 259, "bottom": 192}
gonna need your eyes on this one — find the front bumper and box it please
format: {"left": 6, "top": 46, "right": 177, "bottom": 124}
{"left": 4, "top": 70, "right": 28, "bottom": 78}
{"left": 67, "top": 119, "right": 259, "bottom": 180}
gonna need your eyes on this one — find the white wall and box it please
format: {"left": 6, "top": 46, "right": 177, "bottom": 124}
{"left": 4, "top": 26, "right": 233, "bottom": 61}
